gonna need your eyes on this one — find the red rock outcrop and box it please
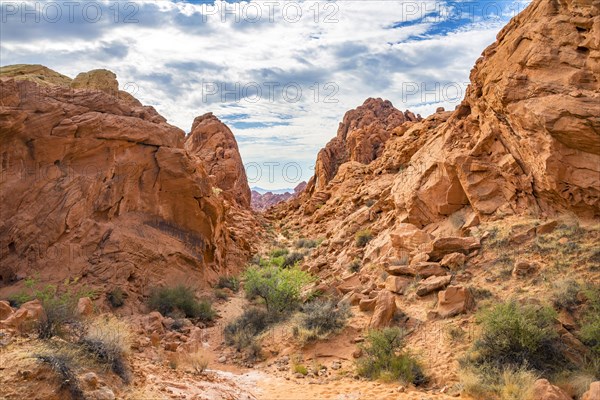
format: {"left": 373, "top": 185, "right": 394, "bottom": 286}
{"left": 251, "top": 182, "right": 307, "bottom": 211}
{"left": 0, "top": 67, "right": 256, "bottom": 303}
{"left": 185, "top": 113, "right": 251, "bottom": 207}
{"left": 307, "top": 98, "right": 421, "bottom": 194}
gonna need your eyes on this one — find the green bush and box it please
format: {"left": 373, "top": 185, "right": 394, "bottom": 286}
{"left": 300, "top": 299, "right": 350, "bottom": 336}
{"left": 356, "top": 327, "right": 425, "bottom": 385}
{"left": 579, "top": 284, "right": 600, "bottom": 354}
{"left": 244, "top": 265, "right": 313, "bottom": 314}
{"left": 147, "top": 285, "right": 215, "bottom": 321}
{"left": 224, "top": 308, "right": 272, "bottom": 351}
{"left": 270, "top": 248, "right": 289, "bottom": 258}
{"left": 355, "top": 229, "right": 373, "bottom": 248}
{"left": 470, "top": 301, "right": 562, "bottom": 372}
{"left": 216, "top": 276, "right": 240, "bottom": 292}
{"left": 13, "top": 278, "right": 94, "bottom": 339}
{"left": 107, "top": 287, "right": 127, "bottom": 308}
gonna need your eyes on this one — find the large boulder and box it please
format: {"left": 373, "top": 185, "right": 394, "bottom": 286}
{"left": 428, "top": 237, "right": 481, "bottom": 261}
{"left": 416, "top": 275, "right": 452, "bottom": 296}
{"left": 184, "top": 112, "right": 251, "bottom": 207}
{"left": 384, "top": 276, "right": 411, "bottom": 295}
{"left": 369, "top": 290, "right": 397, "bottom": 328}
{"left": 532, "top": 379, "right": 571, "bottom": 400}
{"left": 435, "top": 286, "right": 474, "bottom": 318}
{"left": 1, "top": 299, "right": 45, "bottom": 332}
{"left": 0, "top": 300, "right": 14, "bottom": 320}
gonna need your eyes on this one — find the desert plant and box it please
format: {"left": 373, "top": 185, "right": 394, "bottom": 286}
{"left": 295, "top": 238, "right": 319, "bottom": 249}
{"left": 147, "top": 285, "right": 215, "bottom": 321}
{"left": 348, "top": 259, "right": 361, "bottom": 273}
{"left": 270, "top": 248, "right": 289, "bottom": 257}
{"left": 299, "top": 299, "right": 350, "bottom": 337}
{"left": 216, "top": 276, "right": 240, "bottom": 292}
{"left": 469, "top": 301, "right": 562, "bottom": 372}
{"left": 243, "top": 265, "right": 313, "bottom": 314}
{"left": 19, "top": 279, "right": 94, "bottom": 339}
{"left": 107, "top": 287, "right": 127, "bottom": 308}
{"left": 579, "top": 283, "right": 600, "bottom": 355}
{"left": 293, "top": 363, "right": 308, "bottom": 375}
{"left": 282, "top": 251, "right": 304, "bottom": 268}
{"left": 79, "top": 315, "right": 131, "bottom": 383}
{"left": 179, "top": 348, "right": 209, "bottom": 374}
{"left": 356, "top": 327, "right": 425, "bottom": 385}
{"left": 214, "top": 289, "right": 229, "bottom": 300}
{"left": 459, "top": 365, "right": 538, "bottom": 400}
{"left": 355, "top": 229, "right": 373, "bottom": 248}
{"left": 36, "top": 352, "right": 85, "bottom": 400}
{"left": 224, "top": 308, "right": 272, "bottom": 351}
{"left": 551, "top": 279, "right": 581, "bottom": 311}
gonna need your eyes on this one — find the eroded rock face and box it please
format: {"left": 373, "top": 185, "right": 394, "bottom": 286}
{"left": 307, "top": 98, "right": 421, "bottom": 194}
{"left": 251, "top": 182, "right": 307, "bottom": 211}
{"left": 185, "top": 113, "right": 251, "bottom": 207}
{"left": 0, "top": 67, "right": 255, "bottom": 301}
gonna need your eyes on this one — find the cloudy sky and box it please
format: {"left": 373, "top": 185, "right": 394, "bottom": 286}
{"left": 1, "top": 0, "right": 529, "bottom": 189}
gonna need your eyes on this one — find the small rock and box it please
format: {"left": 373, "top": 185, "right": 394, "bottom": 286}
{"left": 218, "top": 356, "right": 227, "bottom": 363}
{"left": 581, "top": 381, "right": 600, "bottom": 400}
{"left": 80, "top": 372, "right": 99, "bottom": 389}
{"left": 76, "top": 297, "right": 94, "bottom": 317}
{"left": 512, "top": 260, "right": 538, "bottom": 278}
{"left": 331, "top": 361, "right": 342, "bottom": 370}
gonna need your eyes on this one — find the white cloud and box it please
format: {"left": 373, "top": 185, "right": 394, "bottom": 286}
{"left": 0, "top": 0, "right": 529, "bottom": 189}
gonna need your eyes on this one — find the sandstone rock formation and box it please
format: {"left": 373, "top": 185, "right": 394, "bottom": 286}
{"left": 185, "top": 113, "right": 251, "bottom": 207}
{"left": 0, "top": 66, "right": 256, "bottom": 304}
{"left": 251, "top": 182, "right": 307, "bottom": 211}
{"left": 307, "top": 98, "right": 421, "bottom": 194}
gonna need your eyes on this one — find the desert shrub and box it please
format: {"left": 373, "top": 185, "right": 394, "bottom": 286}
{"left": 551, "top": 279, "right": 581, "bottom": 311}
{"left": 295, "top": 238, "right": 319, "bottom": 249}
{"left": 469, "top": 286, "right": 493, "bottom": 301}
{"left": 459, "top": 365, "right": 538, "bottom": 400}
{"left": 293, "top": 363, "right": 308, "bottom": 375}
{"left": 107, "top": 287, "right": 127, "bottom": 308}
{"left": 224, "top": 308, "right": 272, "bottom": 351}
{"left": 355, "top": 229, "right": 373, "bottom": 248}
{"left": 35, "top": 350, "right": 85, "bottom": 400}
{"left": 79, "top": 315, "right": 131, "bottom": 383}
{"left": 179, "top": 348, "right": 209, "bottom": 374}
{"left": 270, "top": 248, "right": 289, "bottom": 257}
{"left": 216, "top": 276, "right": 240, "bottom": 292}
{"left": 469, "top": 301, "right": 562, "bottom": 372}
{"left": 17, "top": 279, "right": 95, "bottom": 339}
{"left": 282, "top": 251, "right": 304, "bottom": 268}
{"left": 147, "top": 285, "right": 215, "bottom": 321}
{"left": 579, "top": 284, "right": 600, "bottom": 355}
{"left": 243, "top": 265, "right": 313, "bottom": 314}
{"left": 214, "top": 289, "right": 229, "bottom": 300}
{"left": 299, "top": 299, "right": 350, "bottom": 337}
{"left": 356, "top": 327, "right": 426, "bottom": 385}
{"left": 348, "top": 259, "right": 361, "bottom": 273}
